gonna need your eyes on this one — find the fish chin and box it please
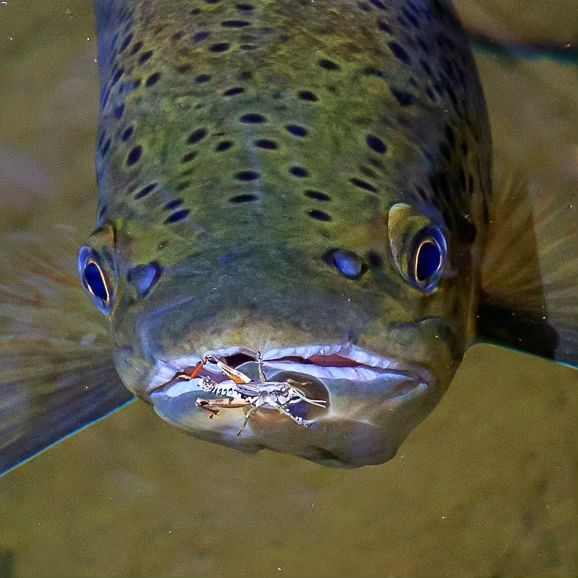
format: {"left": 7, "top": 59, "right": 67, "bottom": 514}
{"left": 147, "top": 345, "right": 437, "bottom": 467}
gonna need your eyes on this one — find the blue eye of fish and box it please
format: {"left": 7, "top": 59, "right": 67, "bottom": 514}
{"left": 78, "top": 248, "right": 114, "bottom": 315}
{"left": 409, "top": 227, "right": 447, "bottom": 293}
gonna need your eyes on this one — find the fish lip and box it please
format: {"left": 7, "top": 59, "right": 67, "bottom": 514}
{"left": 144, "top": 343, "right": 435, "bottom": 396}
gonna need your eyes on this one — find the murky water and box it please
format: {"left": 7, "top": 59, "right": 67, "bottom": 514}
{"left": 0, "top": 2, "right": 576, "bottom": 576}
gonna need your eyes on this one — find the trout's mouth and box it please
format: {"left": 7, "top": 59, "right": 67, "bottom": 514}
{"left": 146, "top": 344, "right": 435, "bottom": 467}
{"left": 146, "top": 343, "right": 433, "bottom": 399}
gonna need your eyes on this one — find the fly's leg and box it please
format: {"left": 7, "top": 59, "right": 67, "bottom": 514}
{"left": 196, "top": 400, "right": 220, "bottom": 419}
{"left": 204, "top": 355, "right": 252, "bottom": 385}
{"left": 255, "top": 351, "right": 267, "bottom": 382}
{"left": 174, "top": 356, "right": 210, "bottom": 381}
{"left": 273, "top": 403, "right": 308, "bottom": 428}
{"left": 286, "top": 381, "right": 327, "bottom": 407}
{"left": 237, "top": 397, "right": 264, "bottom": 436}
{"left": 196, "top": 397, "right": 250, "bottom": 420}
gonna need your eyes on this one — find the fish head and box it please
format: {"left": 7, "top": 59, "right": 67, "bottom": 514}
{"left": 81, "top": 0, "right": 490, "bottom": 466}
{"left": 78, "top": 170, "right": 481, "bottom": 466}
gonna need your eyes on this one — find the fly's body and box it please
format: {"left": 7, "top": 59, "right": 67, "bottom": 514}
{"left": 0, "top": 0, "right": 575, "bottom": 475}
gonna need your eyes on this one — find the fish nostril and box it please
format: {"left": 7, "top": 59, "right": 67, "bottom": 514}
{"left": 127, "top": 262, "right": 163, "bottom": 297}
{"left": 323, "top": 249, "right": 367, "bottom": 280}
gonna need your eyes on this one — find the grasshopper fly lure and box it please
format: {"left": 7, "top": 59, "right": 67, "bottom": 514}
{"left": 168, "top": 353, "right": 327, "bottom": 435}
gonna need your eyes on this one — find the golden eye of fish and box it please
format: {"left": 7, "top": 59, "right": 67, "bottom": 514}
{"left": 408, "top": 226, "right": 447, "bottom": 293}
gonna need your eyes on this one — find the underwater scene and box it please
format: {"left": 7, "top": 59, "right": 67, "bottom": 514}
{"left": 0, "top": 1, "right": 576, "bottom": 576}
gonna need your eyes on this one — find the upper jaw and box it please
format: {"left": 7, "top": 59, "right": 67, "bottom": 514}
{"left": 144, "top": 342, "right": 434, "bottom": 396}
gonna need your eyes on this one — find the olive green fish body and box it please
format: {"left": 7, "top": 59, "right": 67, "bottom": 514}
{"left": 84, "top": 0, "right": 494, "bottom": 464}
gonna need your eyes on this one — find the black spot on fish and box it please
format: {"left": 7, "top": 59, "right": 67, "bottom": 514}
{"left": 402, "top": 7, "right": 420, "bottom": 28}
{"left": 366, "top": 134, "right": 387, "bottom": 153}
{"left": 319, "top": 58, "right": 340, "bottom": 71}
{"left": 195, "top": 74, "right": 212, "bottom": 83}
{"left": 192, "top": 31, "right": 211, "bottom": 43}
{"left": 391, "top": 89, "right": 415, "bottom": 106}
{"left": 99, "top": 138, "right": 111, "bottom": 157}
{"left": 223, "top": 86, "right": 244, "bottom": 96}
{"left": 388, "top": 42, "right": 411, "bottom": 64}
{"left": 181, "top": 151, "right": 198, "bottom": 163}
{"left": 308, "top": 209, "right": 332, "bottom": 222}
{"left": 172, "top": 31, "right": 186, "bottom": 42}
{"left": 286, "top": 125, "right": 308, "bottom": 137}
{"left": 235, "top": 170, "right": 260, "bottom": 181}
{"left": 113, "top": 104, "right": 125, "bottom": 119}
{"left": 120, "top": 32, "right": 133, "bottom": 53}
{"left": 350, "top": 177, "right": 378, "bottom": 193}
{"left": 360, "top": 165, "right": 379, "bottom": 179}
{"left": 289, "top": 166, "right": 310, "bottom": 178}
{"left": 138, "top": 50, "right": 153, "bottom": 64}
{"left": 229, "top": 193, "right": 258, "bottom": 203}
{"left": 236, "top": 3, "right": 254, "bottom": 11}
{"left": 146, "top": 72, "right": 161, "bottom": 87}
{"left": 164, "top": 199, "right": 183, "bottom": 210}
{"left": 369, "top": 0, "right": 387, "bottom": 10}
{"left": 377, "top": 20, "right": 392, "bottom": 33}
{"left": 210, "top": 42, "right": 230, "bottom": 53}
{"left": 175, "top": 180, "right": 192, "bottom": 192}
{"left": 187, "top": 128, "right": 208, "bottom": 144}
{"left": 240, "top": 113, "right": 267, "bottom": 124}
{"left": 305, "top": 190, "right": 331, "bottom": 202}
{"left": 97, "top": 203, "right": 108, "bottom": 221}
{"left": 126, "top": 145, "right": 142, "bottom": 166}
{"left": 164, "top": 209, "right": 190, "bottom": 224}
{"left": 255, "top": 139, "right": 278, "bottom": 150}
{"left": 216, "top": 140, "right": 234, "bottom": 152}
{"left": 111, "top": 68, "right": 124, "bottom": 86}
{"left": 221, "top": 20, "right": 251, "bottom": 28}
{"left": 121, "top": 126, "right": 133, "bottom": 141}
{"left": 177, "top": 64, "right": 192, "bottom": 74}
{"left": 298, "top": 90, "right": 318, "bottom": 102}
{"left": 134, "top": 183, "right": 157, "bottom": 199}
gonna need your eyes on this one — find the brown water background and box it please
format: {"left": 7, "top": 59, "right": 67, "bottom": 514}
{"left": 0, "top": 2, "right": 576, "bottom": 576}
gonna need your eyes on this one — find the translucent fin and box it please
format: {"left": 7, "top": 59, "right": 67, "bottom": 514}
{"left": 0, "top": 227, "right": 133, "bottom": 477}
{"left": 479, "top": 174, "right": 577, "bottom": 367}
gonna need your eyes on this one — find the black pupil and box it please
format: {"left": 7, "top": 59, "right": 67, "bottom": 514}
{"left": 84, "top": 262, "right": 108, "bottom": 301}
{"left": 415, "top": 240, "right": 442, "bottom": 282}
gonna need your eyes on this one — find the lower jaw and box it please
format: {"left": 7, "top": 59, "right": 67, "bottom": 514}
{"left": 148, "top": 360, "right": 434, "bottom": 467}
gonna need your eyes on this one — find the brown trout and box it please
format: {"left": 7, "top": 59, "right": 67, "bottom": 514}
{"left": 0, "top": 0, "right": 576, "bottom": 474}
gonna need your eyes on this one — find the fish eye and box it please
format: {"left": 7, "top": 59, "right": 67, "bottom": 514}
{"left": 78, "top": 246, "right": 115, "bottom": 315}
{"left": 408, "top": 226, "right": 447, "bottom": 293}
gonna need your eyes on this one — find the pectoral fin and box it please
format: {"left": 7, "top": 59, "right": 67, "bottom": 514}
{"left": 478, "top": 174, "right": 577, "bottom": 367}
{"left": 0, "top": 229, "right": 133, "bottom": 477}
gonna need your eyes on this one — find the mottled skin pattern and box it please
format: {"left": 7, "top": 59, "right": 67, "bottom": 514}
{"left": 87, "top": 0, "right": 491, "bottom": 464}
